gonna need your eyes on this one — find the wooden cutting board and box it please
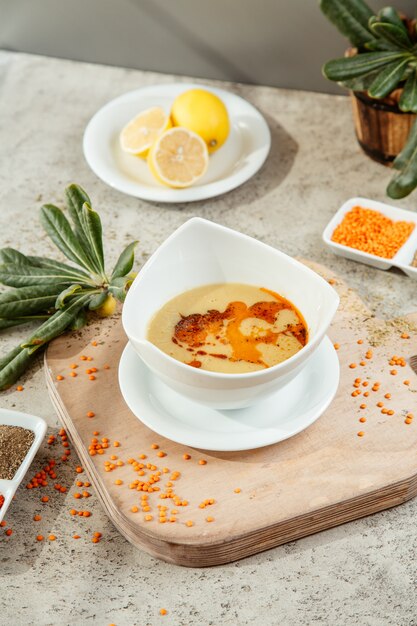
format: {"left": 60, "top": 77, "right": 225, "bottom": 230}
{"left": 45, "top": 262, "right": 417, "bottom": 567}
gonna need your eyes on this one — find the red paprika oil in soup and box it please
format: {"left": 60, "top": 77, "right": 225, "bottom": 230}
{"left": 147, "top": 284, "right": 308, "bottom": 374}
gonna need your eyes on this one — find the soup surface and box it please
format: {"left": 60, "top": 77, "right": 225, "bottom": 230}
{"left": 147, "top": 284, "right": 308, "bottom": 374}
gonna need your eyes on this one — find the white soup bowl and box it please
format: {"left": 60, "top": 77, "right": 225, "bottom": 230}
{"left": 122, "top": 218, "right": 339, "bottom": 409}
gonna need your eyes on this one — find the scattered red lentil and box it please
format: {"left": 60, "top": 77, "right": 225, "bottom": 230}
{"left": 357, "top": 431, "right": 365, "bottom": 437}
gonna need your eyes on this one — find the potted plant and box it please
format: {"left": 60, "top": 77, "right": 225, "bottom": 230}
{"left": 320, "top": 0, "right": 417, "bottom": 199}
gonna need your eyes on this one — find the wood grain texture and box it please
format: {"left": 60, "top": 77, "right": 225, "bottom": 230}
{"left": 45, "top": 262, "right": 417, "bottom": 567}
{"left": 351, "top": 92, "right": 415, "bottom": 164}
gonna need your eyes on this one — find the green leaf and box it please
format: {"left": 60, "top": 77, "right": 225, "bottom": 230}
{"left": 88, "top": 291, "right": 108, "bottom": 311}
{"left": 111, "top": 241, "right": 138, "bottom": 280}
{"left": 0, "top": 284, "right": 62, "bottom": 318}
{"left": 387, "top": 118, "right": 417, "bottom": 198}
{"left": 392, "top": 117, "right": 417, "bottom": 170}
{"left": 364, "top": 38, "right": 397, "bottom": 51}
{"left": 0, "top": 346, "right": 34, "bottom": 391}
{"left": 340, "top": 68, "right": 381, "bottom": 90}
{"left": 0, "top": 248, "right": 32, "bottom": 266}
{"left": 27, "top": 256, "right": 92, "bottom": 282}
{"left": 320, "top": 0, "right": 376, "bottom": 48}
{"left": 323, "top": 51, "right": 407, "bottom": 81}
{"left": 399, "top": 71, "right": 417, "bottom": 112}
{"left": 40, "top": 204, "right": 97, "bottom": 272}
{"left": 0, "top": 345, "right": 22, "bottom": 371}
{"left": 65, "top": 184, "right": 91, "bottom": 240}
{"left": 64, "top": 184, "right": 99, "bottom": 272}
{"left": 370, "top": 22, "right": 413, "bottom": 50}
{"left": 367, "top": 58, "right": 410, "bottom": 98}
{"left": 22, "top": 294, "right": 91, "bottom": 351}
{"left": 55, "top": 284, "right": 83, "bottom": 309}
{"left": 109, "top": 276, "right": 133, "bottom": 303}
{"left": 0, "top": 316, "right": 50, "bottom": 330}
{"left": 378, "top": 7, "right": 407, "bottom": 32}
{"left": 0, "top": 263, "right": 77, "bottom": 288}
{"left": 69, "top": 308, "right": 87, "bottom": 330}
{"left": 82, "top": 202, "right": 105, "bottom": 275}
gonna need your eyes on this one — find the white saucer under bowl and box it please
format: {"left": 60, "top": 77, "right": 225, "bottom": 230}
{"left": 118, "top": 336, "right": 339, "bottom": 452}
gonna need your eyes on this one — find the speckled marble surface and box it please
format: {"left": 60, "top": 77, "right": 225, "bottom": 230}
{"left": 0, "top": 51, "right": 416, "bottom": 626}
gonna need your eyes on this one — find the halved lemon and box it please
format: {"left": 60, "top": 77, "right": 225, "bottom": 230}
{"left": 120, "top": 106, "right": 171, "bottom": 157}
{"left": 148, "top": 127, "right": 209, "bottom": 188}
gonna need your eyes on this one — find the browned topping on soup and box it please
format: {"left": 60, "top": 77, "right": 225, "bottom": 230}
{"left": 147, "top": 284, "right": 308, "bottom": 374}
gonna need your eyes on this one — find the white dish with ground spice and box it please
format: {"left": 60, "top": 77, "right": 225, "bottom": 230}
{"left": 323, "top": 197, "right": 417, "bottom": 275}
{"left": 0, "top": 409, "right": 47, "bottom": 523}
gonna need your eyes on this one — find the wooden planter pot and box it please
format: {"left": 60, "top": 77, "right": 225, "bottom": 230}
{"left": 351, "top": 89, "right": 416, "bottom": 166}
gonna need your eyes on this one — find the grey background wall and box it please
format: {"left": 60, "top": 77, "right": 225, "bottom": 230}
{"left": 0, "top": 0, "right": 416, "bottom": 93}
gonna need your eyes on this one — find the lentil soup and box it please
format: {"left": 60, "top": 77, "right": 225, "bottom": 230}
{"left": 147, "top": 284, "right": 308, "bottom": 373}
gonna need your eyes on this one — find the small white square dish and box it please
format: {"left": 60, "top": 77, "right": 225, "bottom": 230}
{"left": 322, "top": 197, "right": 417, "bottom": 275}
{"left": 0, "top": 408, "right": 47, "bottom": 523}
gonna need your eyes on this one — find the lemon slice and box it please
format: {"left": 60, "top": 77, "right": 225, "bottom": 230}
{"left": 148, "top": 127, "right": 209, "bottom": 188}
{"left": 120, "top": 106, "right": 170, "bottom": 157}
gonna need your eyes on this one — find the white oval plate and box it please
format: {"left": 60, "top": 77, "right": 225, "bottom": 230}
{"left": 118, "top": 337, "right": 339, "bottom": 452}
{"left": 83, "top": 83, "right": 271, "bottom": 203}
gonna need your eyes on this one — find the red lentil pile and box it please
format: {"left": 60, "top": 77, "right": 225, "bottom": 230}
{"left": 331, "top": 206, "right": 415, "bottom": 259}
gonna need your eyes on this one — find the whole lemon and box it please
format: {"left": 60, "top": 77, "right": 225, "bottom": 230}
{"left": 171, "top": 89, "right": 230, "bottom": 153}
{"left": 96, "top": 294, "right": 117, "bottom": 317}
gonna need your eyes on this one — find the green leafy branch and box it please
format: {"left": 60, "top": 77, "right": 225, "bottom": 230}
{"left": 320, "top": 0, "right": 417, "bottom": 198}
{"left": 0, "top": 184, "right": 138, "bottom": 390}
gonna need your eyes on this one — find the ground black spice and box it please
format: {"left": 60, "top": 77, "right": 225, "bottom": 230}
{"left": 0, "top": 425, "right": 35, "bottom": 480}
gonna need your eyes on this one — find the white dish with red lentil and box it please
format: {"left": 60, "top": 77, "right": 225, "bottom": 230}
{"left": 323, "top": 197, "right": 417, "bottom": 275}
{"left": 0, "top": 409, "right": 47, "bottom": 523}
